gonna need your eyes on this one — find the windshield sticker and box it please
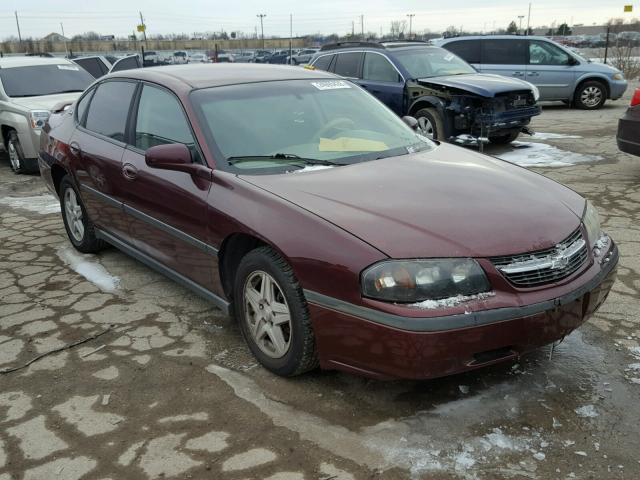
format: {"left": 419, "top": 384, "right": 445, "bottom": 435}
{"left": 57, "top": 65, "right": 80, "bottom": 71}
{"left": 443, "top": 53, "right": 455, "bottom": 62}
{"left": 311, "top": 80, "right": 351, "bottom": 90}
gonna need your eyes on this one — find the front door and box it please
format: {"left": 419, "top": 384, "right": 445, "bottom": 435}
{"left": 355, "top": 52, "right": 405, "bottom": 115}
{"left": 526, "top": 40, "right": 576, "bottom": 100}
{"left": 119, "top": 83, "right": 215, "bottom": 290}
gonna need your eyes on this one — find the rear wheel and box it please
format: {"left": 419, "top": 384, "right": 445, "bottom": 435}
{"left": 60, "top": 176, "right": 106, "bottom": 253}
{"left": 574, "top": 81, "right": 607, "bottom": 110}
{"left": 234, "top": 246, "right": 318, "bottom": 376}
{"left": 414, "top": 108, "right": 445, "bottom": 141}
{"left": 489, "top": 131, "right": 520, "bottom": 144}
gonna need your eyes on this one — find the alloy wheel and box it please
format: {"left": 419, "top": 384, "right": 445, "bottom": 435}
{"left": 417, "top": 116, "right": 435, "bottom": 139}
{"left": 243, "top": 270, "right": 292, "bottom": 359}
{"left": 64, "top": 188, "right": 85, "bottom": 242}
{"left": 580, "top": 86, "right": 602, "bottom": 108}
{"left": 8, "top": 141, "right": 20, "bottom": 171}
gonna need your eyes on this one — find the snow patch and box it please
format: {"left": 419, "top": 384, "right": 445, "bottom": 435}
{"left": 574, "top": 405, "right": 599, "bottom": 418}
{"left": 408, "top": 291, "right": 495, "bottom": 310}
{"left": 292, "top": 165, "right": 334, "bottom": 173}
{"left": 496, "top": 142, "right": 603, "bottom": 167}
{"left": 57, "top": 246, "right": 120, "bottom": 293}
{"left": 532, "top": 132, "right": 582, "bottom": 140}
{"left": 0, "top": 194, "right": 60, "bottom": 214}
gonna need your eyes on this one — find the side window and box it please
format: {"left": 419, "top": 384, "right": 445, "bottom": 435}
{"left": 134, "top": 85, "right": 201, "bottom": 163}
{"left": 84, "top": 81, "right": 136, "bottom": 142}
{"left": 445, "top": 40, "right": 481, "bottom": 64}
{"left": 333, "top": 52, "right": 363, "bottom": 78}
{"left": 75, "top": 89, "right": 94, "bottom": 125}
{"left": 482, "top": 39, "right": 527, "bottom": 65}
{"left": 73, "top": 57, "right": 108, "bottom": 78}
{"left": 312, "top": 54, "right": 334, "bottom": 71}
{"left": 362, "top": 53, "right": 400, "bottom": 82}
{"left": 528, "top": 40, "right": 571, "bottom": 65}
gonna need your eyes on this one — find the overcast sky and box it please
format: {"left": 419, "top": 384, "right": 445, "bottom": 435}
{"left": 0, "top": 0, "right": 630, "bottom": 39}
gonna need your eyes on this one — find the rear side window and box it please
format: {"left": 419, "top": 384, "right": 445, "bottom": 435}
{"left": 111, "top": 56, "right": 141, "bottom": 73}
{"left": 482, "top": 39, "right": 527, "bottom": 65}
{"left": 74, "top": 57, "right": 108, "bottom": 78}
{"left": 444, "top": 40, "right": 481, "bottom": 64}
{"left": 362, "top": 53, "right": 400, "bottom": 82}
{"left": 312, "top": 54, "right": 334, "bottom": 71}
{"left": 333, "top": 52, "right": 363, "bottom": 78}
{"left": 84, "top": 81, "right": 136, "bottom": 142}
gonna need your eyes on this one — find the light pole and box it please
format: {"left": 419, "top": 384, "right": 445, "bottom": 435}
{"left": 407, "top": 14, "right": 415, "bottom": 38}
{"left": 257, "top": 14, "right": 266, "bottom": 49}
{"left": 518, "top": 15, "right": 525, "bottom": 35}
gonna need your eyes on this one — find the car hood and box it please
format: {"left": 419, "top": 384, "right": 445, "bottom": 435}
{"left": 9, "top": 92, "right": 83, "bottom": 111}
{"left": 416, "top": 74, "right": 533, "bottom": 97}
{"left": 241, "top": 144, "right": 585, "bottom": 259}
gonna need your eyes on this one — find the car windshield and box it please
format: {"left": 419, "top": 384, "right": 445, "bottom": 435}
{"left": 394, "top": 47, "right": 476, "bottom": 78}
{"left": 191, "top": 79, "right": 434, "bottom": 173}
{"left": 0, "top": 64, "right": 93, "bottom": 97}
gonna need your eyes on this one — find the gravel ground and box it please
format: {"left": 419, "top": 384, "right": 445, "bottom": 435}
{"left": 1, "top": 90, "right": 639, "bottom": 480}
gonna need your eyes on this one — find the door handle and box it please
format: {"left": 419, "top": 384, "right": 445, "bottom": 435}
{"left": 512, "top": 72, "right": 524, "bottom": 77}
{"left": 69, "top": 141, "right": 81, "bottom": 156}
{"left": 527, "top": 72, "right": 540, "bottom": 77}
{"left": 122, "top": 163, "right": 138, "bottom": 180}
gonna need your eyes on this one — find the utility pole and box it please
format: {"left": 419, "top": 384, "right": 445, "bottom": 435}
{"left": 60, "top": 22, "right": 68, "bottom": 57}
{"left": 360, "top": 15, "right": 364, "bottom": 40}
{"left": 139, "top": 11, "right": 148, "bottom": 47}
{"left": 15, "top": 11, "right": 22, "bottom": 45}
{"left": 352, "top": 20, "right": 355, "bottom": 37}
{"left": 289, "top": 14, "right": 292, "bottom": 64}
{"left": 407, "top": 14, "right": 415, "bottom": 39}
{"left": 518, "top": 15, "right": 525, "bottom": 35}
{"left": 604, "top": 24, "right": 610, "bottom": 64}
{"left": 526, "top": 2, "right": 532, "bottom": 35}
{"left": 257, "top": 14, "right": 266, "bottom": 49}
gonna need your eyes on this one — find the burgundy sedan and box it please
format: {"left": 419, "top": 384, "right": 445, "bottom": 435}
{"left": 39, "top": 64, "right": 618, "bottom": 380}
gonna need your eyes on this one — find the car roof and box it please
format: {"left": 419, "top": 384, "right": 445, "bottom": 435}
{"left": 438, "top": 35, "right": 553, "bottom": 42}
{"left": 107, "top": 63, "right": 337, "bottom": 91}
{"left": 0, "top": 56, "right": 76, "bottom": 68}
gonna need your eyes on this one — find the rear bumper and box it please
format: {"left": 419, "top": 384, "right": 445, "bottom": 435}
{"left": 307, "top": 243, "right": 618, "bottom": 380}
{"left": 617, "top": 109, "right": 640, "bottom": 157}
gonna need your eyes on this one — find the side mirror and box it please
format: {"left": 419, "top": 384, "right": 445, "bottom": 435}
{"left": 568, "top": 56, "right": 580, "bottom": 66}
{"left": 402, "top": 116, "right": 419, "bottom": 131}
{"left": 145, "top": 144, "right": 212, "bottom": 180}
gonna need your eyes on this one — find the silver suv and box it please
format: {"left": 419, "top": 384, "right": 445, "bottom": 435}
{"left": 0, "top": 56, "right": 93, "bottom": 173}
{"left": 436, "top": 36, "right": 627, "bottom": 109}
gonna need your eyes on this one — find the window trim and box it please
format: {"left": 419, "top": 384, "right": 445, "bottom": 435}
{"left": 126, "top": 80, "right": 206, "bottom": 166}
{"left": 77, "top": 79, "right": 138, "bottom": 148}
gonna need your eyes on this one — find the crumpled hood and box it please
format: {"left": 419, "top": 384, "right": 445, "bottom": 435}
{"left": 241, "top": 144, "right": 585, "bottom": 259}
{"left": 10, "top": 92, "right": 82, "bottom": 111}
{"left": 417, "top": 73, "right": 534, "bottom": 97}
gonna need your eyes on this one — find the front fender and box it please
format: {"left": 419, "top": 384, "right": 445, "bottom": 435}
{"left": 407, "top": 95, "right": 447, "bottom": 118}
{"left": 0, "top": 110, "right": 30, "bottom": 136}
{"left": 575, "top": 73, "right": 611, "bottom": 94}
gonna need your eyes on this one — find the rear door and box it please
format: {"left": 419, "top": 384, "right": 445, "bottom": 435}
{"left": 442, "top": 39, "right": 481, "bottom": 70}
{"left": 480, "top": 38, "right": 527, "bottom": 81}
{"left": 355, "top": 52, "right": 405, "bottom": 115}
{"left": 332, "top": 52, "right": 364, "bottom": 80}
{"left": 526, "top": 39, "right": 576, "bottom": 100}
{"left": 119, "top": 83, "right": 215, "bottom": 289}
{"left": 70, "top": 80, "right": 137, "bottom": 240}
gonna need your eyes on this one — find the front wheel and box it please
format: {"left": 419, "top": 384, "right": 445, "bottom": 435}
{"left": 489, "top": 131, "right": 520, "bottom": 144}
{"left": 234, "top": 246, "right": 318, "bottom": 376}
{"left": 7, "top": 131, "right": 29, "bottom": 174}
{"left": 414, "top": 108, "right": 445, "bottom": 141}
{"left": 60, "top": 176, "right": 106, "bottom": 253}
{"left": 574, "top": 81, "right": 606, "bottom": 110}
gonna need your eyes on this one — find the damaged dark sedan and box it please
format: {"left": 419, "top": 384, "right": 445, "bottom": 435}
{"left": 309, "top": 41, "right": 541, "bottom": 145}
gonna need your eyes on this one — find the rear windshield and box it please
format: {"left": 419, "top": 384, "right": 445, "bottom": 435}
{"left": 0, "top": 64, "right": 93, "bottom": 97}
{"left": 394, "top": 47, "right": 476, "bottom": 78}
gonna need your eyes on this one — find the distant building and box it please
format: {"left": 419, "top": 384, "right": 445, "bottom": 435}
{"left": 42, "top": 32, "right": 69, "bottom": 42}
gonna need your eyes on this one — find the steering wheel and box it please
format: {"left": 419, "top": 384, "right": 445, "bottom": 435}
{"left": 315, "top": 117, "right": 356, "bottom": 140}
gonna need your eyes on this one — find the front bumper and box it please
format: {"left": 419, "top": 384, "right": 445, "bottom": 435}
{"left": 307, "top": 243, "right": 618, "bottom": 380}
{"left": 610, "top": 79, "right": 628, "bottom": 100}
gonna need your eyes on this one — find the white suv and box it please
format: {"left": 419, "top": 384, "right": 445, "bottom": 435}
{"left": 0, "top": 56, "right": 93, "bottom": 173}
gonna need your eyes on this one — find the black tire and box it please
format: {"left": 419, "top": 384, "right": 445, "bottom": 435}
{"left": 7, "top": 131, "right": 28, "bottom": 174}
{"left": 59, "top": 176, "right": 106, "bottom": 253}
{"left": 574, "top": 80, "right": 607, "bottom": 110}
{"left": 291, "top": 58, "right": 298, "bottom": 65}
{"left": 489, "top": 131, "right": 520, "bottom": 144}
{"left": 233, "top": 246, "right": 318, "bottom": 376}
{"left": 414, "top": 107, "right": 445, "bottom": 141}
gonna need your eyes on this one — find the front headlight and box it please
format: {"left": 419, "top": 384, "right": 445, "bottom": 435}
{"left": 361, "top": 258, "right": 491, "bottom": 303}
{"left": 29, "top": 110, "right": 50, "bottom": 130}
{"left": 582, "top": 200, "right": 602, "bottom": 246}
{"left": 531, "top": 84, "right": 540, "bottom": 102}
{"left": 613, "top": 72, "right": 624, "bottom": 81}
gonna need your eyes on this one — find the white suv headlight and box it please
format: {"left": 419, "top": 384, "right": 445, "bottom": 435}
{"left": 29, "top": 110, "right": 50, "bottom": 130}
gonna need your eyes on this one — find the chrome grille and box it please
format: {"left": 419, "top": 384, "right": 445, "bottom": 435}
{"left": 491, "top": 229, "right": 589, "bottom": 287}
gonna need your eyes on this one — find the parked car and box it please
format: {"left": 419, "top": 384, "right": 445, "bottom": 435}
{"left": 617, "top": 87, "right": 640, "bottom": 157}
{"left": 233, "top": 51, "right": 255, "bottom": 63}
{"left": 253, "top": 50, "right": 274, "bottom": 63}
{"left": 39, "top": 64, "right": 617, "bottom": 380}
{"left": 211, "top": 51, "right": 235, "bottom": 63}
{"left": 266, "top": 50, "right": 293, "bottom": 64}
{"left": 173, "top": 51, "right": 189, "bottom": 64}
{"left": 190, "top": 53, "right": 210, "bottom": 63}
{"left": 436, "top": 35, "right": 627, "bottom": 109}
{"left": 291, "top": 48, "right": 320, "bottom": 65}
{"left": 73, "top": 55, "right": 142, "bottom": 79}
{"left": 309, "top": 41, "right": 541, "bottom": 145}
{"left": 0, "top": 56, "right": 93, "bottom": 173}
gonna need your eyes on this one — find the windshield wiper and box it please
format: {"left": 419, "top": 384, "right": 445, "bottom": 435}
{"left": 228, "top": 154, "right": 345, "bottom": 166}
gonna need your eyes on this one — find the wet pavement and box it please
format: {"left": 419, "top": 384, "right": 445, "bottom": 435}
{"left": 1, "top": 89, "right": 640, "bottom": 480}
